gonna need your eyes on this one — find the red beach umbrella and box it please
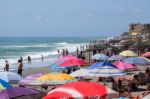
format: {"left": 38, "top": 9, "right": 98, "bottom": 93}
{"left": 60, "top": 58, "right": 85, "bottom": 67}
{"left": 44, "top": 81, "right": 117, "bottom": 99}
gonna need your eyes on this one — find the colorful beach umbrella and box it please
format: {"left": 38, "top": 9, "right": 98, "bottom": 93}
{"left": 0, "top": 72, "right": 22, "bottom": 82}
{"left": 113, "top": 61, "right": 135, "bottom": 70}
{"left": 55, "top": 56, "right": 80, "bottom": 63}
{"left": 20, "top": 73, "right": 77, "bottom": 86}
{"left": 44, "top": 81, "right": 118, "bottom": 99}
{"left": 119, "top": 50, "right": 137, "bottom": 57}
{"left": 91, "top": 54, "right": 108, "bottom": 60}
{"left": 88, "top": 62, "right": 126, "bottom": 77}
{"left": 0, "top": 87, "right": 46, "bottom": 99}
{"left": 0, "top": 79, "right": 12, "bottom": 90}
{"left": 51, "top": 58, "right": 85, "bottom": 70}
{"left": 141, "top": 52, "right": 150, "bottom": 58}
{"left": 109, "top": 55, "right": 125, "bottom": 61}
{"left": 123, "top": 57, "right": 150, "bottom": 65}
{"left": 19, "top": 73, "right": 44, "bottom": 86}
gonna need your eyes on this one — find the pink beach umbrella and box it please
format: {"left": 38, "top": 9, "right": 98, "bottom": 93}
{"left": 113, "top": 61, "right": 134, "bottom": 70}
{"left": 141, "top": 52, "right": 150, "bottom": 58}
{"left": 55, "top": 56, "right": 80, "bottom": 63}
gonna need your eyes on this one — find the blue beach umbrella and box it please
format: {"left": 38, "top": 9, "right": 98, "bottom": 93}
{"left": 0, "top": 79, "right": 12, "bottom": 90}
{"left": 91, "top": 54, "right": 108, "bottom": 60}
{"left": 123, "top": 57, "right": 150, "bottom": 65}
{"left": 88, "top": 61, "right": 126, "bottom": 77}
{"left": 88, "top": 61, "right": 116, "bottom": 69}
{"left": 109, "top": 55, "right": 125, "bottom": 61}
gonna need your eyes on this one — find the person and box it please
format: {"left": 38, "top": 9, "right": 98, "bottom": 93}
{"left": 18, "top": 60, "right": 23, "bottom": 76}
{"left": 41, "top": 54, "right": 44, "bottom": 61}
{"left": 4, "top": 60, "right": 9, "bottom": 72}
{"left": 62, "top": 49, "right": 65, "bottom": 56}
{"left": 27, "top": 56, "right": 31, "bottom": 63}
{"left": 130, "top": 75, "right": 139, "bottom": 91}
{"left": 57, "top": 50, "right": 59, "bottom": 58}
{"left": 20, "top": 57, "right": 23, "bottom": 63}
{"left": 111, "top": 78, "right": 119, "bottom": 92}
{"left": 65, "top": 49, "right": 69, "bottom": 56}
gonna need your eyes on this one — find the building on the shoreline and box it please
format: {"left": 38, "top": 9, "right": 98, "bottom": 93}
{"left": 129, "top": 23, "right": 150, "bottom": 42}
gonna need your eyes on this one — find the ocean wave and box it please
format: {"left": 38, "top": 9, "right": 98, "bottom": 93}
{"left": 0, "top": 44, "right": 50, "bottom": 48}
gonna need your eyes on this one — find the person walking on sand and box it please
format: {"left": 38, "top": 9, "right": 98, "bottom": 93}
{"left": 27, "top": 56, "right": 31, "bottom": 63}
{"left": 4, "top": 60, "right": 9, "bottom": 72}
{"left": 18, "top": 60, "right": 23, "bottom": 76}
{"left": 66, "top": 49, "right": 69, "bottom": 56}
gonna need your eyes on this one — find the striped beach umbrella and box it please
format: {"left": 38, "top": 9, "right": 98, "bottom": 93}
{"left": 109, "top": 55, "right": 125, "bottom": 61}
{"left": 44, "top": 81, "right": 118, "bottom": 99}
{"left": 91, "top": 54, "right": 108, "bottom": 60}
{"left": 88, "top": 61, "right": 126, "bottom": 77}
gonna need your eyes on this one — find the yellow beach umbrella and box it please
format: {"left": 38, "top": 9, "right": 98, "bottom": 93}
{"left": 37, "top": 73, "right": 75, "bottom": 81}
{"left": 119, "top": 50, "right": 137, "bottom": 57}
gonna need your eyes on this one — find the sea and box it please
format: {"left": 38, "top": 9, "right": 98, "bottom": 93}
{"left": 0, "top": 37, "right": 106, "bottom": 71}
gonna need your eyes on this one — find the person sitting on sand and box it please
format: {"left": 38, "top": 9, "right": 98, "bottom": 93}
{"left": 4, "top": 60, "right": 9, "bottom": 72}
{"left": 130, "top": 75, "right": 140, "bottom": 91}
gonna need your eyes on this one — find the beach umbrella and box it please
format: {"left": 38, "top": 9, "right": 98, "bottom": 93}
{"left": 0, "top": 87, "right": 46, "bottom": 99}
{"left": 44, "top": 81, "right": 118, "bottom": 99}
{"left": 91, "top": 54, "right": 108, "bottom": 60}
{"left": 20, "top": 73, "right": 77, "bottom": 86}
{"left": 0, "top": 79, "right": 12, "bottom": 90}
{"left": 19, "top": 73, "right": 44, "bottom": 86}
{"left": 119, "top": 50, "right": 137, "bottom": 57}
{"left": 141, "top": 52, "right": 150, "bottom": 58}
{"left": 51, "top": 58, "right": 85, "bottom": 70}
{"left": 0, "top": 72, "right": 22, "bottom": 82}
{"left": 109, "top": 55, "right": 125, "bottom": 61}
{"left": 55, "top": 56, "right": 80, "bottom": 63}
{"left": 113, "top": 61, "right": 135, "bottom": 70}
{"left": 70, "top": 69, "right": 90, "bottom": 77}
{"left": 143, "top": 93, "right": 150, "bottom": 99}
{"left": 88, "top": 61, "right": 126, "bottom": 77}
{"left": 123, "top": 57, "right": 150, "bottom": 65}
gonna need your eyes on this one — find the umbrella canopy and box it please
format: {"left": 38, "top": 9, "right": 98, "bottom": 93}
{"left": 0, "top": 79, "right": 12, "bottom": 90}
{"left": 55, "top": 56, "right": 80, "bottom": 63}
{"left": 0, "top": 72, "right": 22, "bottom": 82}
{"left": 70, "top": 69, "right": 90, "bottom": 77}
{"left": 20, "top": 73, "right": 77, "bottom": 86}
{"left": 109, "top": 55, "right": 125, "bottom": 61}
{"left": 88, "top": 66, "right": 126, "bottom": 77}
{"left": 119, "top": 50, "right": 137, "bottom": 57}
{"left": 142, "top": 52, "right": 150, "bottom": 58}
{"left": 0, "top": 87, "right": 45, "bottom": 99}
{"left": 113, "top": 61, "right": 135, "bottom": 70}
{"left": 143, "top": 93, "right": 150, "bottom": 99}
{"left": 19, "top": 73, "right": 43, "bottom": 86}
{"left": 88, "top": 61, "right": 126, "bottom": 77}
{"left": 123, "top": 57, "right": 150, "bottom": 65}
{"left": 44, "top": 81, "right": 118, "bottom": 99}
{"left": 91, "top": 54, "right": 108, "bottom": 60}
{"left": 51, "top": 58, "right": 85, "bottom": 70}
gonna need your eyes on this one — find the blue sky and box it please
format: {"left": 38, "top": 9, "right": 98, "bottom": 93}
{"left": 0, "top": 0, "right": 150, "bottom": 37}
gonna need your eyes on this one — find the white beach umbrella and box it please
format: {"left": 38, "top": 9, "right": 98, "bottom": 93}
{"left": 70, "top": 69, "right": 90, "bottom": 77}
{"left": 0, "top": 72, "right": 22, "bottom": 82}
{"left": 143, "top": 93, "right": 150, "bottom": 99}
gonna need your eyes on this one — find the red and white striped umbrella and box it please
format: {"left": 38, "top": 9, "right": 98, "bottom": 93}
{"left": 44, "top": 81, "right": 118, "bottom": 99}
